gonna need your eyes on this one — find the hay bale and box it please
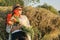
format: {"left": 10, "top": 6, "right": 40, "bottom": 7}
{"left": 23, "top": 6, "right": 60, "bottom": 40}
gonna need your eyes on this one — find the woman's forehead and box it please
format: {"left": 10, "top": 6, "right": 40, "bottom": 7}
{"left": 17, "top": 7, "right": 22, "bottom": 9}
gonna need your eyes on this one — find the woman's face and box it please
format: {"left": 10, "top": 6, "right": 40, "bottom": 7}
{"left": 17, "top": 8, "right": 22, "bottom": 15}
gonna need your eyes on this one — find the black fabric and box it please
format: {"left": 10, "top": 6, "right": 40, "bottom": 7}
{"left": 11, "top": 31, "right": 27, "bottom": 40}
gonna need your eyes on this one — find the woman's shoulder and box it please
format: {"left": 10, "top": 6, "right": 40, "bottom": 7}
{"left": 21, "top": 15, "right": 27, "bottom": 18}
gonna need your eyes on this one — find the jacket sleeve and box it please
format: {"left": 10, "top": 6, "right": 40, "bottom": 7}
{"left": 24, "top": 15, "right": 31, "bottom": 27}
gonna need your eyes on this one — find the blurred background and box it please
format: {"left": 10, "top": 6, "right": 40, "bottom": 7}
{"left": 0, "top": 0, "right": 60, "bottom": 40}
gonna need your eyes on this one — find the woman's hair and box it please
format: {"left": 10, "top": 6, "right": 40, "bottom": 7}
{"left": 12, "top": 4, "right": 22, "bottom": 11}
{"left": 12, "top": 6, "right": 22, "bottom": 12}
{"left": 12, "top": 4, "right": 22, "bottom": 16}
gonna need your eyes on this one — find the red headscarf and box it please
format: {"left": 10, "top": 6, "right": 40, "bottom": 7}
{"left": 6, "top": 13, "right": 12, "bottom": 24}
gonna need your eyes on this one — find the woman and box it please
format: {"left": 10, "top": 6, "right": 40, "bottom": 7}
{"left": 6, "top": 4, "right": 31, "bottom": 40}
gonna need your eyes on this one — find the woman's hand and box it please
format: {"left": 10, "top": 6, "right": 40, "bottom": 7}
{"left": 8, "top": 21, "right": 14, "bottom": 25}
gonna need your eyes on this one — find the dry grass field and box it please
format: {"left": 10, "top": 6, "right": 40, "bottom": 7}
{"left": 0, "top": 6, "right": 60, "bottom": 40}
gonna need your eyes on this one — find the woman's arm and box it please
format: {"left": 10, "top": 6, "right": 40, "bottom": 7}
{"left": 24, "top": 15, "right": 31, "bottom": 27}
